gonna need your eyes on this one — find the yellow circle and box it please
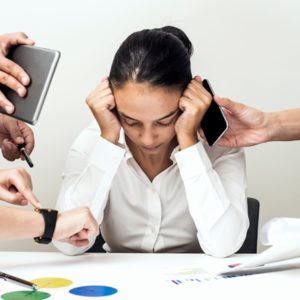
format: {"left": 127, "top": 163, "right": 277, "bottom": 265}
{"left": 31, "top": 277, "right": 73, "bottom": 289}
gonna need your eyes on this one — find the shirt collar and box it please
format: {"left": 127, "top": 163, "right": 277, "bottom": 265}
{"left": 118, "top": 129, "right": 133, "bottom": 161}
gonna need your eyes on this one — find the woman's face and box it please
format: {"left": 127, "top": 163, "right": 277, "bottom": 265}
{"left": 114, "top": 82, "right": 181, "bottom": 154}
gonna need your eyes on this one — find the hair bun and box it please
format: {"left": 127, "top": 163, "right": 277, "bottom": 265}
{"left": 159, "top": 26, "right": 193, "bottom": 57}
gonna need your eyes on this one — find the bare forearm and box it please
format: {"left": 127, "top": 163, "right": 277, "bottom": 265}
{"left": 267, "top": 109, "right": 300, "bottom": 141}
{"left": 0, "top": 206, "right": 44, "bottom": 239}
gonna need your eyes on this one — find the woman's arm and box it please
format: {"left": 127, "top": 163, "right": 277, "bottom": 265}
{"left": 53, "top": 121, "right": 125, "bottom": 255}
{"left": 175, "top": 142, "right": 248, "bottom": 257}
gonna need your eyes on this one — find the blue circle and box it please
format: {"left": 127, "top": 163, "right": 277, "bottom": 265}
{"left": 69, "top": 285, "right": 118, "bottom": 297}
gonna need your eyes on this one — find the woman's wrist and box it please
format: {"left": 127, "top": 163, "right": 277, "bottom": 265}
{"left": 100, "top": 132, "right": 119, "bottom": 145}
{"left": 177, "top": 133, "right": 198, "bottom": 150}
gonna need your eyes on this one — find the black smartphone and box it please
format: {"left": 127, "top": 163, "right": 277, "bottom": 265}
{"left": 200, "top": 79, "right": 228, "bottom": 146}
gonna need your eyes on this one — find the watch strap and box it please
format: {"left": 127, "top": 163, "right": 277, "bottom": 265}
{"left": 34, "top": 208, "right": 58, "bottom": 244}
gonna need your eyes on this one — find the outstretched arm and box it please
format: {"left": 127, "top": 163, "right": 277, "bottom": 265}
{"left": 0, "top": 206, "right": 99, "bottom": 243}
{"left": 215, "top": 97, "right": 300, "bottom": 147}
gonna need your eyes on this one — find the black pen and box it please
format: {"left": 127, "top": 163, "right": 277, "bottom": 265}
{"left": 0, "top": 271, "right": 37, "bottom": 290}
{"left": 18, "top": 144, "right": 34, "bottom": 168}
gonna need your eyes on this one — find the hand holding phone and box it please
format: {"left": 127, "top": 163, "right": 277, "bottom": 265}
{"left": 201, "top": 79, "right": 228, "bottom": 146}
{"left": 0, "top": 45, "right": 60, "bottom": 125}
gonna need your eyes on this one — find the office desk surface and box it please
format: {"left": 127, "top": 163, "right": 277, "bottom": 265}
{"left": 0, "top": 252, "right": 299, "bottom": 299}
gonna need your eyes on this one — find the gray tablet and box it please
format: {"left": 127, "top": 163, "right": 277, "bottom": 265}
{"left": 0, "top": 45, "right": 60, "bottom": 125}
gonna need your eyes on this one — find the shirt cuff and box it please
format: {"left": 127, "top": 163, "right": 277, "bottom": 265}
{"left": 89, "top": 136, "right": 125, "bottom": 172}
{"left": 175, "top": 142, "right": 212, "bottom": 179}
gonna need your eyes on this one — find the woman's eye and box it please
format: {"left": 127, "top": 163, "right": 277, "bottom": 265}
{"left": 157, "top": 117, "right": 177, "bottom": 127}
{"left": 157, "top": 121, "right": 173, "bottom": 127}
{"left": 123, "top": 119, "right": 140, "bottom": 127}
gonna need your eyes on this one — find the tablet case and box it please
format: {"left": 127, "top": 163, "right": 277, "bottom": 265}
{"left": 0, "top": 45, "right": 60, "bottom": 125}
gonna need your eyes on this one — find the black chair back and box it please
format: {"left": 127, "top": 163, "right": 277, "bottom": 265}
{"left": 237, "top": 197, "right": 260, "bottom": 253}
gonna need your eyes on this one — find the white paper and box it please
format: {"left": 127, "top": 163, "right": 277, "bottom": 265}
{"left": 260, "top": 217, "right": 300, "bottom": 245}
{"left": 218, "top": 239, "right": 300, "bottom": 276}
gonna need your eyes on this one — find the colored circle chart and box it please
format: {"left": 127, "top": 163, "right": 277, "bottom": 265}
{"left": 31, "top": 277, "right": 73, "bottom": 289}
{"left": 69, "top": 285, "right": 118, "bottom": 297}
{"left": 1, "top": 291, "right": 51, "bottom": 300}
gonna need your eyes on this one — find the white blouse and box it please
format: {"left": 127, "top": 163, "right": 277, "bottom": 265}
{"left": 53, "top": 120, "right": 249, "bottom": 257}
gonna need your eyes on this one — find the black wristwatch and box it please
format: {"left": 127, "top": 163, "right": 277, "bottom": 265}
{"left": 34, "top": 208, "right": 58, "bottom": 244}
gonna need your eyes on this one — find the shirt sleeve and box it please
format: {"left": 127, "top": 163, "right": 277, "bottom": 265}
{"left": 53, "top": 121, "right": 125, "bottom": 255}
{"left": 175, "top": 142, "right": 249, "bottom": 258}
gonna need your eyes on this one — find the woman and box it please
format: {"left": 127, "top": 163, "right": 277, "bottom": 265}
{"left": 54, "top": 26, "right": 249, "bottom": 257}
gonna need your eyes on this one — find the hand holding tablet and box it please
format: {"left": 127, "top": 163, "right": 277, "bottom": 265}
{"left": 0, "top": 45, "right": 60, "bottom": 125}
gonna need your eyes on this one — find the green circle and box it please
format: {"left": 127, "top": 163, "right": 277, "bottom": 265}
{"left": 1, "top": 291, "right": 51, "bottom": 300}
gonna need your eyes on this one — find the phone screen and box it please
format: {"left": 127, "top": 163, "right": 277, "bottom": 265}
{"left": 200, "top": 79, "right": 228, "bottom": 146}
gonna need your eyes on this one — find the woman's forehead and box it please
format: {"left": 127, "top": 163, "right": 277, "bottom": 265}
{"left": 114, "top": 82, "right": 180, "bottom": 119}
{"left": 114, "top": 82, "right": 181, "bottom": 104}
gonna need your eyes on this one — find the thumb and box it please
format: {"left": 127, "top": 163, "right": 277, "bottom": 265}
{"left": 7, "top": 32, "right": 35, "bottom": 47}
{"left": 4, "top": 119, "right": 24, "bottom": 145}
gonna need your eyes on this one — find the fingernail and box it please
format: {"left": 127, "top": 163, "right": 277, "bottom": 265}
{"left": 18, "top": 87, "right": 26, "bottom": 97}
{"left": 21, "top": 75, "right": 30, "bottom": 85}
{"left": 5, "top": 106, "right": 14, "bottom": 114}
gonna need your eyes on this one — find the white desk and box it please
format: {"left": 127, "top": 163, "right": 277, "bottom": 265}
{"left": 0, "top": 252, "right": 299, "bottom": 299}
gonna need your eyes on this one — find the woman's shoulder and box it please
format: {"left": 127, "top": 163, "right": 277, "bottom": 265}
{"left": 70, "top": 120, "right": 101, "bottom": 152}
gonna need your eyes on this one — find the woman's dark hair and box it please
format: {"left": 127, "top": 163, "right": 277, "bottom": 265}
{"left": 109, "top": 26, "right": 193, "bottom": 91}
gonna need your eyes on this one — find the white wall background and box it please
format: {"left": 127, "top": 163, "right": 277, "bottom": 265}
{"left": 0, "top": 0, "right": 300, "bottom": 252}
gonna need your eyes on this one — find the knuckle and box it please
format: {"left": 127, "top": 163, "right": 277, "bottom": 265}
{"left": 86, "top": 93, "right": 97, "bottom": 105}
{"left": 202, "top": 95, "right": 211, "bottom": 104}
{"left": 0, "top": 72, "right": 9, "bottom": 83}
{"left": 2, "top": 59, "right": 12, "bottom": 71}
{"left": 183, "top": 90, "right": 190, "bottom": 97}
{"left": 81, "top": 206, "right": 90, "bottom": 215}
{"left": 18, "top": 32, "right": 27, "bottom": 38}
{"left": 107, "top": 94, "right": 114, "bottom": 101}
{"left": 188, "top": 82, "right": 193, "bottom": 89}
{"left": 15, "top": 167, "right": 26, "bottom": 175}
{"left": 0, "top": 41, "right": 6, "bottom": 53}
